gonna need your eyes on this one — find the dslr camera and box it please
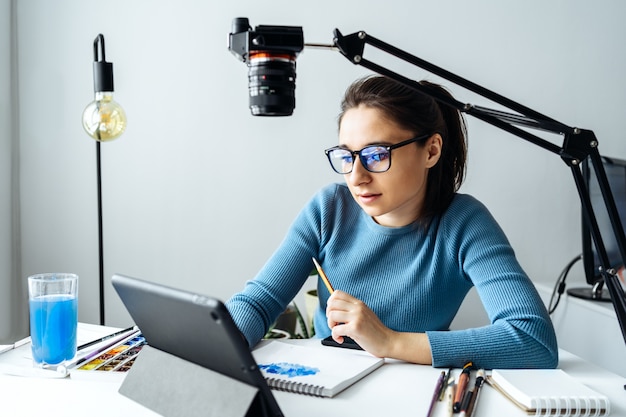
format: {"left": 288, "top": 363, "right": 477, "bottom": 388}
{"left": 228, "top": 17, "right": 304, "bottom": 116}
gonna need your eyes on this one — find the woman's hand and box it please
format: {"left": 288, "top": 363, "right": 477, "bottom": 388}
{"left": 325, "top": 290, "right": 432, "bottom": 364}
{"left": 325, "top": 290, "right": 394, "bottom": 357}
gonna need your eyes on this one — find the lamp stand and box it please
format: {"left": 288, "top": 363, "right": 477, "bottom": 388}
{"left": 85, "top": 33, "right": 126, "bottom": 326}
{"left": 96, "top": 141, "right": 105, "bottom": 325}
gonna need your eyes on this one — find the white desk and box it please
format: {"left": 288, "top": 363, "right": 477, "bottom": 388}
{"left": 1, "top": 324, "right": 624, "bottom": 417}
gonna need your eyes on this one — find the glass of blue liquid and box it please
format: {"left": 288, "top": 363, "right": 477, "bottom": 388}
{"left": 27, "top": 273, "right": 78, "bottom": 368}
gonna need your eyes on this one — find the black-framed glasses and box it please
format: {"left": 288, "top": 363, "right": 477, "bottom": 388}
{"left": 324, "top": 133, "right": 432, "bottom": 174}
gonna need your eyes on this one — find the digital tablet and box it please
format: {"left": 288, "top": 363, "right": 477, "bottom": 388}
{"left": 111, "top": 273, "right": 283, "bottom": 417}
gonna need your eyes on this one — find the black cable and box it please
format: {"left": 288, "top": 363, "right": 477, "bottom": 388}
{"left": 549, "top": 254, "right": 583, "bottom": 314}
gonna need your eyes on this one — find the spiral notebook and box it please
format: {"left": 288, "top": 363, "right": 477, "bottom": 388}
{"left": 487, "top": 369, "right": 610, "bottom": 416}
{"left": 252, "top": 341, "right": 384, "bottom": 398}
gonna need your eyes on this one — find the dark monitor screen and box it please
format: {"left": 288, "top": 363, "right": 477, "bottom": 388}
{"left": 575, "top": 155, "right": 626, "bottom": 300}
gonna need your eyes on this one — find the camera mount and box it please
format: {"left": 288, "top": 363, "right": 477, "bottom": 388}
{"left": 332, "top": 28, "right": 626, "bottom": 348}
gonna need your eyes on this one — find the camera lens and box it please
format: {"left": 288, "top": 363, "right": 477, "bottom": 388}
{"left": 248, "top": 52, "right": 297, "bottom": 116}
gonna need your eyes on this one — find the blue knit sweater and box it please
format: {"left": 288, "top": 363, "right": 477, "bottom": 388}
{"left": 226, "top": 183, "right": 558, "bottom": 369}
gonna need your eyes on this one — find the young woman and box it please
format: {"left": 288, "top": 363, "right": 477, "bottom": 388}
{"left": 226, "top": 75, "right": 558, "bottom": 369}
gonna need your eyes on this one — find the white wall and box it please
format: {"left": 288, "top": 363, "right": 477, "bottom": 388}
{"left": 0, "top": 0, "right": 12, "bottom": 342}
{"left": 0, "top": 0, "right": 27, "bottom": 344}
{"left": 8, "top": 0, "right": 626, "bottom": 364}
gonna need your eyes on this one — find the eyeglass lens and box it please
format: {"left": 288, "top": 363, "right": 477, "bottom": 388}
{"left": 327, "top": 146, "right": 391, "bottom": 174}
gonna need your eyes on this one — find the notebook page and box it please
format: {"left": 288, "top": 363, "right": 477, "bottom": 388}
{"left": 253, "top": 341, "right": 384, "bottom": 397}
{"left": 490, "top": 369, "right": 610, "bottom": 415}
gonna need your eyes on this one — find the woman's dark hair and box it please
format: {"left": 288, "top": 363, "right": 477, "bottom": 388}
{"left": 338, "top": 75, "right": 467, "bottom": 221}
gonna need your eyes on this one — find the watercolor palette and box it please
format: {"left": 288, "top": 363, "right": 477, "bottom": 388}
{"left": 77, "top": 334, "right": 146, "bottom": 372}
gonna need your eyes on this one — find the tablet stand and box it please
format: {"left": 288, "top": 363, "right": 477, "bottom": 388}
{"left": 119, "top": 345, "right": 273, "bottom": 417}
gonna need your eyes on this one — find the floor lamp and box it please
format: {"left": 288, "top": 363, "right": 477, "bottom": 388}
{"left": 81, "top": 34, "right": 127, "bottom": 325}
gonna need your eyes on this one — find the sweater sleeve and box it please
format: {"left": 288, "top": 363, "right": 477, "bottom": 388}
{"left": 426, "top": 196, "right": 559, "bottom": 369}
{"left": 225, "top": 185, "right": 334, "bottom": 347}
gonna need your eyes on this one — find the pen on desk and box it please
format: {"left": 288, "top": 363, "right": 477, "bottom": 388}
{"left": 438, "top": 368, "right": 452, "bottom": 401}
{"left": 444, "top": 377, "right": 455, "bottom": 417}
{"left": 453, "top": 362, "right": 473, "bottom": 413}
{"left": 458, "top": 389, "right": 473, "bottom": 417}
{"left": 425, "top": 370, "right": 446, "bottom": 417}
{"left": 77, "top": 326, "right": 136, "bottom": 351}
{"left": 64, "top": 328, "right": 141, "bottom": 370}
{"left": 464, "top": 369, "right": 485, "bottom": 417}
{"left": 0, "top": 336, "right": 31, "bottom": 355}
{"left": 312, "top": 257, "right": 334, "bottom": 294}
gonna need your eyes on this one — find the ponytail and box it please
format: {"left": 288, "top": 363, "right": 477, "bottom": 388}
{"left": 418, "top": 80, "right": 467, "bottom": 220}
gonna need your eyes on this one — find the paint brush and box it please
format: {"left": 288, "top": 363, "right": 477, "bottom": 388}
{"left": 454, "top": 362, "right": 473, "bottom": 412}
{"left": 63, "top": 328, "right": 141, "bottom": 371}
{"left": 312, "top": 257, "right": 334, "bottom": 294}
{"left": 426, "top": 370, "right": 446, "bottom": 417}
{"left": 77, "top": 326, "right": 136, "bottom": 351}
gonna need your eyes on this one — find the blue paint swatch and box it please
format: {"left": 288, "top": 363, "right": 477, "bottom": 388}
{"left": 259, "top": 362, "right": 320, "bottom": 378}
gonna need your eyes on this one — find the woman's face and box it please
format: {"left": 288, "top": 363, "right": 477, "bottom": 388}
{"left": 338, "top": 105, "right": 441, "bottom": 227}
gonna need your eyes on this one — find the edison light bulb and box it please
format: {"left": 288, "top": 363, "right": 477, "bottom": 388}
{"left": 82, "top": 91, "right": 127, "bottom": 142}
